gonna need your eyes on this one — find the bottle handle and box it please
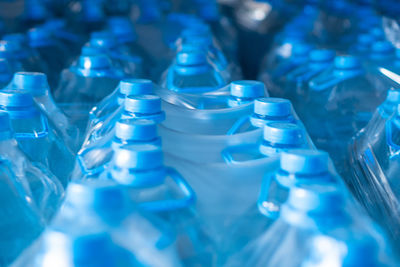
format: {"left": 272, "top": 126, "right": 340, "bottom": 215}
{"left": 138, "top": 167, "right": 196, "bottom": 212}
{"left": 257, "top": 174, "right": 278, "bottom": 219}
{"left": 226, "top": 115, "right": 250, "bottom": 135}
{"left": 309, "top": 70, "right": 363, "bottom": 91}
{"left": 15, "top": 116, "right": 49, "bottom": 139}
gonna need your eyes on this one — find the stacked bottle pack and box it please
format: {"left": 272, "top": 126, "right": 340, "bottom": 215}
{"left": 0, "top": 0, "right": 399, "bottom": 266}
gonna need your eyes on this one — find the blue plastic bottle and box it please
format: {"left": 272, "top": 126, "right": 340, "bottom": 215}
{"left": 348, "top": 101, "right": 400, "bottom": 251}
{"left": 9, "top": 72, "right": 80, "bottom": 152}
{"left": 259, "top": 43, "right": 314, "bottom": 98}
{"left": 0, "top": 89, "right": 74, "bottom": 188}
{"left": 219, "top": 150, "right": 337, "bottom": 265}
{"left": 0, "top": 112, "right": 63, "bottom": 220}
{"left": 0, "top": 38, "right": 47, "bottom": 77}
{"left": 107, "top": 144, "right": 216, "bottom": 266}
{"left": 73, "top": 118, "right": 161, "bottom": 180}
{"left": 27, "top": 27, "right": 70, "bottom": 88}
{"left": 88, "top": 31, "right": 144, "bottom": 78}
{"left": 284, "top": 49, "right": 335, "bottom": 106}
{"left": 83, "top": 94, "right": 165, "bottom": 149}
{"left": 305, "top": 55, "right": 385, "bottom": 165}
{"left": 0, "top": 159, "right": 44, "bottom": 266}
{"left": 88, "top": 79, "right": 154, "bottom": 131}
{"left": 108, "top": 16, "right": 153, "bottom": 76}
{"left": 225, "top": 182, "right": 393, "bottom": 266}
{"left": 161, "top": 50, "right": 227, "bottom": 93}
{"left": 41, "top": 18, "right": 85, "bottom": 60}
{"left": 54, "top": 52, "right": 125, "bottom": 131}
{"left": 14, "top": 179, "right": 183, "bottom": 267}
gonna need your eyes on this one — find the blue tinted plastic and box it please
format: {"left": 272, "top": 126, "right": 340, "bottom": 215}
{"left": 108, "top": 145, "right": 216, "bottom": 265}
{"left": 0, "top": 89, "right": 74, "bottom": 187}
{"left": 0, "top": 160, "right": 44, "bottom": 265}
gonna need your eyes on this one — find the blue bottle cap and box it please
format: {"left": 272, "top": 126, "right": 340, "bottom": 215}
{"left": 254, "top": 98, "right": 292, "bottom": 117}
{"left": 43, "top": 19, "right": 66, "bottom": 30}
{"left": 387, "top": 89, "right": 400, "bottom": 104}
{"left": 176, "top": 51, "right": 207, "bottom": 66}
{"left": 182, "top": 25, "right": 211, "bottom": 38}
{"left": 66, "top": 180, "right": 127, "bottom": 212}
{"left": 0, "top": 89, "right": 34, "bottom": 107}
{"left": 11, "top": 72, "right": 49, "bottom": 96}
{"left": 0, "top": 112, "right": 12, "bottom": 135}
{"left": 264, "top": 122, "right": 304, "bottom": 145}
{"left": 334, "top": 56, "right": 361, "bottom": 70}
{"left": 371, "top": 41, "right": 394, "bottom": 54}
{"left": 81, "top": 46, "right": 102, "bottom": 56}
{"left": 119, "top": 79, "right": 153, "bottom": 96}
{"left": 309, "top": 49, "right": 335, "bottom": 62}
{"left": 285, "top": 184, "right": 343, "bottom": 213}
{"left": 280, "top": 149, "right": 329, "bottom": 175}
{"left": 292, "top": 43, "right": 313, "bottom": 57}
{"left": 28, "top": 27, "right": 52, "bottom": 45}
{"left": 78, "top": 54, "right": 112, "bottom": 70}
{"left": 357, "top": 34, "right": 374, "bottom": 46}
{"left": 112, "top": 144, "right": 163, "bottom": 170}
{"left": 115, "top": 119, "right": 157, "bottom": 141}
{"left": 230, "top": 80, "right": 265, "bottom": 98}
{"left": 124, "top": 95, "right": 161, "bottom": 114}
{"left": 108, "top": 17, "right": 137, "bottom": 42}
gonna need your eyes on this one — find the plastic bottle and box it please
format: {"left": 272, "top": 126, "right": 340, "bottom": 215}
{"left": 107, "top": 16, "right": 153, "bottom": 76}
{"left": 27, "top": 27, "right": 70, "bottom": 88}
{"left": 0, "top": 37, "right": 47, "bottom": 77}
{"left": 107, "top": 145, "right": 216, "bottom": 266}
{"left": 88, "top": 79, "right": 154, "bottom": 131}
{"left": 0, "top": 112, "right": 63, "bottom": 220}
{"left": 0, "top": 159, "right": 44, "bottom": 266}
{"left": 0, "top": 89, "right": 74, "bottom": 187}
{"left": 83, "top": 92, "right": 164, "bottom": 150}
{"left": 8, "top": 72, "right": 80, "bottom": 152}
{"left": 161, "top": 50, "right": 228, "bottom": 93}
{"left": 219, "top": 150, "right": 340, "bottom": 265}
{"left": 73, "top": 119, "right": 161, "bottom": 180}
{"left": 13, "top": 179, "right": 182, "bottom": 267}
{"left": 259, "top": 43, "right": 314, "bottom": 98}
{"left": 225, "top": 182, "right": 393, "bottom": 266}
{"left": 88, "top": 31, "right": 144, "bottom": 78}
{"left": 304, "top": 55, "right": 385, "bottom": 167}
{"left": 347, "top": 100, "right": 400, "bottom": 251}
{"left": 284, "top": 49, "right": 336, "bottom": 108}
{"left": 54, "top": 52, "right": 125, "bottom": 132}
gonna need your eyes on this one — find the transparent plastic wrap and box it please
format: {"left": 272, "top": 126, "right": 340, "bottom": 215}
{"left": 0, "top": 112, "right": 63, "bottom": 221}
{"left": 54, "top": 54, "right": 125, "bottom": 133}
{"left": 156, "top": 81, "right": 315, "bottom": 236}
{"left": 301, "top": 56, "right": 387, "bottom": 171}
{"left": 106, "top": 145, "right": 217, "bottom": 266}
{"left": 348, "top": 91, "right": 400, "bottom": 251}
{"left": 224, "top": 183, "right": 395, "bottom": 267}
{"left": 0, "top": 160, "right": 44, "bottom": 266}
{"left": 13, "top": 179, "right": 183, "bottom": 267}
{"left": 72, "top": 119, "right": 161, "bottom": 181}
{"left": 160, "top": 50, "right": 228, "bottom": 93}
{"left": 0, "top": 89, "right": 74, "bottom": 188}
